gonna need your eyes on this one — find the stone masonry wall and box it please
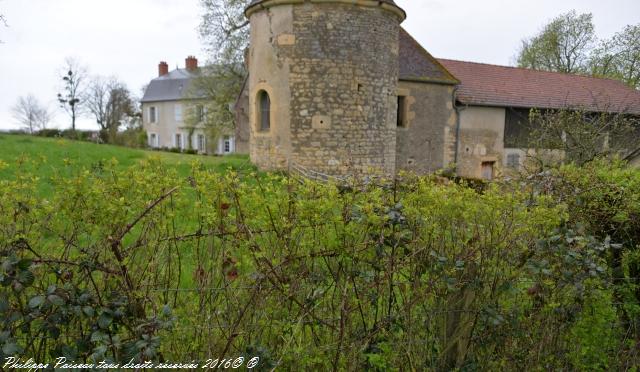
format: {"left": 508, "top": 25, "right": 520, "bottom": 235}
{"left": 395, "top": 81, "right": 456, "bottom": 173}
{"left": 287, "top": 3, "right": 400, "bottom": 175}
{"left": 248, "top": 5, "right": 294, "bottom": 170}
{"left": 457, "top": 106, "right": 506, "bottom": 179}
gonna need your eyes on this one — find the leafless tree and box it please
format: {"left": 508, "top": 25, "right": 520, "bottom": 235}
{"left": 0, "top": 0, "right": 7, "bottom": 43}
{"left": 85, "top": 76, "right": 136, "bottom": 143}
{"left": 11, "top": 94, "right": 51, "bottom": 134}
{"left": 195, "top": 0, "right": 249, "bottom": 143}
{"left": 528, "top": 107, "right": 639, "bottom": 166}
{"left": 57, "top": 58, "right": 88, "bottom": 131}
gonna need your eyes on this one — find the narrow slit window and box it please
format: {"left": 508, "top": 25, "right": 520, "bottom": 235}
{"left": 258, "top": 90, "right": 271, "bottom": 131}
{"left": 397, "top": 96, "right": 407, "bottom": 128}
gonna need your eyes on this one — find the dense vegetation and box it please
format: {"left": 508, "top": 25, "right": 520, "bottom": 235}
{"left": 1, "top": 135, "right": 639, "bottom": 370}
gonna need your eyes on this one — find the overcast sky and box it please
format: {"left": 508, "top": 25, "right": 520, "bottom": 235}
{"left": 0, "top": 0, "right": 639, "bottom": 131}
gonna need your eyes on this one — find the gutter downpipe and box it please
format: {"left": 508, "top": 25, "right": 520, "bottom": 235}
{"left": 452, "top": 86, "right": 465, "bottom": 174}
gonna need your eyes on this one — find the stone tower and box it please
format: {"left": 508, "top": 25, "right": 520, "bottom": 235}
{"left": 245, "top": 0, "right": 406, "bottom": 175}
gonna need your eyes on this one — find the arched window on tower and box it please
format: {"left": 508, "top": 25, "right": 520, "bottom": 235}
{"left": 258, "top": 90, "right": 271, "bottom": 131}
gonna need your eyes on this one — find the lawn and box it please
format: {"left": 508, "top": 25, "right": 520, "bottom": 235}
{"left": 0, "top": 133, "right": 253, "bottom": 194}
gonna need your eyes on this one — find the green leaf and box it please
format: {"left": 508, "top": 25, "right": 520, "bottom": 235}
{"left": 17, "top": 270, "right": 34, "bottom": 286}
{"left": 98, "top": 313, "right": 113, "bottom": 329}
{"left": 17, "top": 259, "right": 32, "bottom": 271}
{"left": 91, "top": 345, "right": 108, "bottom": 360}
{"left": 2, "top": 341, "right": 22, "bottom": 355}
{"left": 47, "top": 294, "right": 64, "bottom": 306}
{"left": 91, "top": 330, "right": 107, "bottom": 343}
{"left": 1, "top": 254, "right": 19, "bottom": 271}
{"left": 28, "top": 295, "right": 45, "bottom": 309}
{"left": 82, "top": 306, "right": 95, "bottom": 317}
{"left": 0, "top": 295, "right": 8, "bottom": 313}
{"left": 47, "top": 326, "right": 61, "bottom": 339}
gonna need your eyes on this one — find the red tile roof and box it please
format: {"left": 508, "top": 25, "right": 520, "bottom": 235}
{"left": 438, "top": 59, "right": 640, "bottom": 115}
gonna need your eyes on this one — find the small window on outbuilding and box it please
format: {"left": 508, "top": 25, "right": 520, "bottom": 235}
{"left": 397, "top": 96, "right": 407, "bottom": 128}
{"left": 506, "top": 153, "right": 521, "bottom": 168}
{"left": 258, "top": 90, "right": 271, "bottom": 132}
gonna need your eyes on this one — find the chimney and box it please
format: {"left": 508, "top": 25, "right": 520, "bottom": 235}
{"left": 185, "top": 56, "right": 198, "bottom": 71}
{"left": 158, "top": 61, "right": 169, "bottom": 77}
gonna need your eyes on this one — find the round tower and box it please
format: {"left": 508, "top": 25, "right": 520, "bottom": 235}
{"left": 245, "top": 0, "right": 406, "bottom": 175}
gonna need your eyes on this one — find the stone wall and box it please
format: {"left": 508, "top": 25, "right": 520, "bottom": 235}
{"left": 395, "top": 81, "right": 456, "bottom": 173}
{"left": 247, "top": 1, "right": 403, "bottom": 175}
{"left": 234, "top": 80, "right": 250, "bottom": 154}
{"left": 456, "top": 106, "right": 505, "bottom": 179}
{"left": 247, "top": 5, "right": 295, "bottom": 170}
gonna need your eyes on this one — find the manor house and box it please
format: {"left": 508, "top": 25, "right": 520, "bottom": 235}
{"left": 234, "top": 0, "right": 640, "bottom": 179}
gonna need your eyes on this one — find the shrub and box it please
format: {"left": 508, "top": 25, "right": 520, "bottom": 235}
{"left": 37, "top": 129, "right": 62, "bottom": 138}
{"left": 0, "top": 158, "right": 636, "bottom": 369}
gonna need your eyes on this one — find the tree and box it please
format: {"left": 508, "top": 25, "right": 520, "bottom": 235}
{"left": 85, "top": 76, "right": 136, "bottom": 143}
{"left": 590, "top": 24, "right": 640, "bottom": 89}
{"left": 197, "top": 0, "right": 249, "bottom": 141}
{"left": 0, "top": 0, "right": 7, "bottom": 43}
{"left": 57, "top": 58, "right": 87, "bottom": 131}
{"left": 186, "top": 66, "right": 244, "bottom": 148}
{"left": 199, "top": 0, "right": 249, "bottom": 68}
{"left": 0, "top": 13, "right": 6, "bottom": 43}
{"left": 517, "top": 11, "right": 596, "bottom": 74}
{"left": 11, "top": 94, "right": 51, "bottom": 134}
{"left": 527, "top": 108, "right": 639, "bottom": 166}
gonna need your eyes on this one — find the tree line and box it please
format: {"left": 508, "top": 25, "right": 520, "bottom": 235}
{"left": 12, "top": 58, "right": 140, "bottom": 144}
{"left": 517, "top": 10, "right": 640, "bottom": 89}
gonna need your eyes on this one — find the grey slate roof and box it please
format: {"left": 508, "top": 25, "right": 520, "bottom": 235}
{"left": 141, "top": 68, "right": 204, "bottom": 103}
{"left": 399, "top": 28, "right": 459, "bottom": 85}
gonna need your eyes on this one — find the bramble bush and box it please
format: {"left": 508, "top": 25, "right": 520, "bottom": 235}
{"left": 0, "top": 157, "right": 637, "bottom": 369}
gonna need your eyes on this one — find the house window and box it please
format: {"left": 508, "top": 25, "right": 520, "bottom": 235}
{"left": 196, "top": 105, "right": 205, "bottom": 122}
{"left": 223, "top": 136, "right": 232, "bottom": 153}
{"left": 258, "top": 90, "right": 270, "bottom": 131}
{"left": 175, "top": 104, "right": 183, "bottom": 122}
{"left": 506, "top": 153, "right": 521, "bottom": 168}
{"left": 397, "top": 96, "right": 407, "bottom": 127}
{"left": 481, "top": 161, "right": 495, "bottom": 180}
{"left": 149, "top": 133, "right": 158, "bottom": 148}
{"left": 197, "top": 134, "right": 206, "bottom": 152}
{"left": 174, "top": 133, "right": 183, "bottom": 149}
{"left": 149, "top": 106, "right": 157, "bottom": 124}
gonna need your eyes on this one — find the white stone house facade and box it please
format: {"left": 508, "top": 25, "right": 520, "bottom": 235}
{"left": 141, "top": 57, "right": 236, "bottom": 155}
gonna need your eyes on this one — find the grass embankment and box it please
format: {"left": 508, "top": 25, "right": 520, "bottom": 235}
{"left": 0, "top": 134, "right": 253, "bottom": 195}
{"left": 0, "top": 133, "right": 254, "bottom": 288}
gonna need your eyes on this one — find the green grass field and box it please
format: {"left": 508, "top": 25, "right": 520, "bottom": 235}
{"left": 0, "top": 133, "right": 253, "bottom": 194}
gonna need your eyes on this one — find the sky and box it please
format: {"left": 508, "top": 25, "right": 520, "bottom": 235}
{"left": 0, "top": 0, "right": 639, "bottom": 131}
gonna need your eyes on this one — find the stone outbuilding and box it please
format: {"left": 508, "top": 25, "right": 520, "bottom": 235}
{"left": 235, "top": 0, "right": 640, "bottom": 179}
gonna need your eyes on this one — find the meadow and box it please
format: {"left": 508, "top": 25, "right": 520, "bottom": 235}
{"left": 0, "top": 134, "right": 253, "bottom": 195}
{"left": 1, "top": 133, "right": 639, "bottom": 370}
